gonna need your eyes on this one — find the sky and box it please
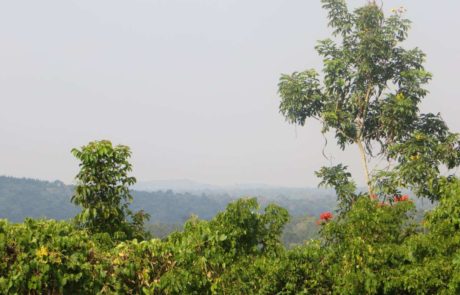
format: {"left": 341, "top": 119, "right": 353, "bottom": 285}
{"left": 1, "top": 0, "right": 459, "bottom": 187}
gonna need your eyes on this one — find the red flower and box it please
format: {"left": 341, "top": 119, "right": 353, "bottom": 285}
{"left": 394, "top": 195, "right": 409, "bottom": 202}
{"left": 317, "top": 211, "right": 333, "bottom": 225}
{"left": 319, "top": 211, "right": 333, "bottom": 221}
{"left": 370, "top": 194, "right": 378, "bottom": 200}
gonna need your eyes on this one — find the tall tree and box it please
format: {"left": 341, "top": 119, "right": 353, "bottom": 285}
{"left": 71, "top": 140, "right": 149, "bottom": 239}
{"left": 278, "top": 0, "right": 460, "bottom": 202}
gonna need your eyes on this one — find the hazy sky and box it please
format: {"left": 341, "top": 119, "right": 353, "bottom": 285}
{"left": 1, "top": 0, "right": 459, "bottom": 187}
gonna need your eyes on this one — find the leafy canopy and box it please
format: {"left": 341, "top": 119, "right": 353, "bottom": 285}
{"left": 278, "top": 0, "right": 460, "bottom": 200}
{"left": 71, "top": 140, "right": 149, "bottom": 240}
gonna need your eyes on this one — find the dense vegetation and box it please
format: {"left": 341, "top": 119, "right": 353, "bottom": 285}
{"left": 1, "top": 0, "right": 460, "bottom": 293}
{"left": 1, "top": 180, "right": 460, "bottom": 294}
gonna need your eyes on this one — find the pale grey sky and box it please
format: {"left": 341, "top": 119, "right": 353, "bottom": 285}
{"left": 1, "top": 0, "right": 459, "bottom": 187}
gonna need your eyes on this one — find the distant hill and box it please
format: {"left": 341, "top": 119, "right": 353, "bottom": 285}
{"left": 0, "top": 175, "right": 437, "bottom": 246}
{"left": 0, "top": 176, "right": 339, "bottom": 223}
{"left": 0, "top": 176, "right": 79, "bottom": 222}
{"left": 135, "top": 179, "right": 336, "bottom": 199}
{"left": 135, "top": 179, "right": 221, "bottom": 192}
{"left": 0, "top": 176, "right": 434, "bottom": 224}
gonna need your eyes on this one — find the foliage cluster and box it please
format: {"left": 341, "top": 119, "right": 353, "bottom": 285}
{"left": 1, "top": 0, "right": 460, "bottom": 294}
{"left": 71, "top": 140, "right": 149, "bottom": 240}
{"left": 2, "top": 183, "right": 460, "bottom": 294}
{"left": 279, "top": 0, "right": 460, "bottom": 200}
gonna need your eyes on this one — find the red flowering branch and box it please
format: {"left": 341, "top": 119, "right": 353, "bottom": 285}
{"left": 317, "top": 211, "right": 333, "bottom": 225}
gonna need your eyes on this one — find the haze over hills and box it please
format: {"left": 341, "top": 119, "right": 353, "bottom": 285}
{"left": 134, "top": 179, "right": 222, "bottom": 193}
{"left": 0, "top": 176, "right": 339, "bottom": 224}
{"left": 0, "top": 175, "right": 337, "bottom": 246}
{"left": 135, "top": 179, "right": 335, "bottom": 199}
{"left": 1, "top": 176, "right": 435, "bottom": 225}
{"left": 0, "top": 174, "right": 436, "bottom": 247}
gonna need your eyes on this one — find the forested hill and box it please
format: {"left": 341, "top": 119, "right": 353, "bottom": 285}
{"left": 0, "top": 176, "right": 78, "bottom": 222}
{"left": 0, "top": 176, "right": 340, "bottom": 223}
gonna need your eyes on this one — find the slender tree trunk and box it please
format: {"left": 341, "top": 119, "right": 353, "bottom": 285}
{"left": 357, "top": 85, "right": 374, "bottom": 196}
{"left": 356, "top": 138, "right": 373, "bottom": 196}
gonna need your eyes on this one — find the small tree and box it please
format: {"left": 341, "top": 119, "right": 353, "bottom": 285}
{"left": 278, "top": 0, "right": 460, "bottom": 202}
{"left": 71, "top": 140, "right": 149, "bottom": 239}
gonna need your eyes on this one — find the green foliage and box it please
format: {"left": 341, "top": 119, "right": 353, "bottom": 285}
{"left": 320, "top": 197, "right": 416, "bottom": 294}
{"left": 278, "top": 0, "right": 460, "bottom": 198}
{"left": 386, "top": 125, "right": 460, "bottom": 200}
{"left": 1, "top": 177, "right": 460, "bottom": 294}
{"left": 279, "top": 0, "right": 429, "bottom": 149}
{"left": 399, "top": 179, "right": 460, "bottom": 294}
{"left": 2, "top": 1, "right": 460, "bottom": 294}
{"left": 316, "top": 164, "right": 358, "bottom": 211}
{"left": 0, "top": 198, "right": 292, "bottom": 294}
{"left": 71, "top": 140, "right": 149, "bottom": 240}
{"left": 0, "top": 219, "right": 106, "bottom": 294}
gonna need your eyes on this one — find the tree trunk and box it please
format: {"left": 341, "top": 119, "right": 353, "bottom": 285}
{"left": 356, "top": 138, "right": 373, "bottom": 196}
